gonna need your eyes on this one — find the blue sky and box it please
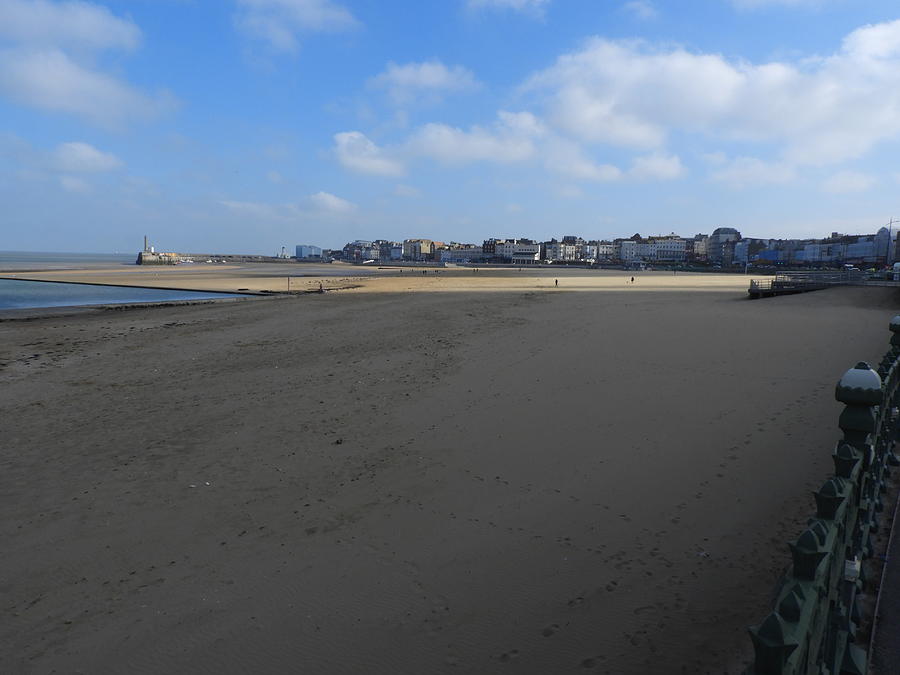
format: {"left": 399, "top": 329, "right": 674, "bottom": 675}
{"left": 1, "top": 0, "right": 899, "bottom": 253}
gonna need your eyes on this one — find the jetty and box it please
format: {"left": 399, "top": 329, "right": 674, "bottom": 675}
{"left": 748, "top": 270, "right": 867, "bottom": 299}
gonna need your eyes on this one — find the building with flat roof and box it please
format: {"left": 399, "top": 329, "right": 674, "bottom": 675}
{"left": 296, "top": 245, "right": 323, "bottom": 259}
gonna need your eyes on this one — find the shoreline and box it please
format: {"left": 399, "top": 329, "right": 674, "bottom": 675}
{"left": 0, "top": 276, "right": 264, "bottom": 295}
{"left": 0, "top": 294, "right": 264, "bottom": 322}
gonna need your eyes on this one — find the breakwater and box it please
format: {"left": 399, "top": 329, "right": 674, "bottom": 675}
{"left": 747, "top": 317, "right": 900, "bottom": 673}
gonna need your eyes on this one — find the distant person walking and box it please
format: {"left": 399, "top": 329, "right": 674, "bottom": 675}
{"left": 555, "top": 279, "right": 558, "bottom": 287}
{"left": 631, "top": 276, "right": 635, "bottom": 283}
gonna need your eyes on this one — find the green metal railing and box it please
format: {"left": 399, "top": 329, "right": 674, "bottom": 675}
{"left": 747, "top": 316, "right": 900, "bottom": 674}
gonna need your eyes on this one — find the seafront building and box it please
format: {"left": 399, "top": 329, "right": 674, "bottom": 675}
{"left": 706, "top": 227, "right": 741, "bottom": 264}
{"left": 167, "top": 223, "right": 898, "bottom": 269}
{"left": 135, "top": 222, "right": 899, "bottom": 269}
{"left": 402, "top": 239, "right": 435, "bottom": 261}
{"left": 438, "top": 245, "right": 486, "bottom": 263}
{"left": 325, "top": 225, "right": 898, "bottom": 267}
{"left": 295, "top": 245, "right": 323, "bottom": 260}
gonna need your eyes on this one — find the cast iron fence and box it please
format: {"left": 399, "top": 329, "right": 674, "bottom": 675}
{"left": 747, "top": 316, "right": 900, "bottom": 674}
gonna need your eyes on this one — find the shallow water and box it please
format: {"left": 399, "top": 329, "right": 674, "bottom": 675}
{"left": 0, "top": 278, "right": 241, "bottom": 310}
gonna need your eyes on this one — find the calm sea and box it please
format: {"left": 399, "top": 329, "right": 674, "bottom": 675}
{"left": 0, "top": 278, "right": 240, "bottom": 311}
{"left": 0, "top": 251, "right": 137, "bottom": 270}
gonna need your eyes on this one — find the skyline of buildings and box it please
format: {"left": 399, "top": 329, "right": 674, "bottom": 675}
{"left": 322, "top": 224, "right": 899, "bottom": 267}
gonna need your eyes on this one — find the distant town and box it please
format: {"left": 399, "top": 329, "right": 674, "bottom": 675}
{"left": 301, "top": 225, "right": 898, "bottom": 269}
{"left": 138, "top": 225, "right": 899, "bottom": 269}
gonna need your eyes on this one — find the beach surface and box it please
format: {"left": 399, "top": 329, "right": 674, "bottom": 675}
{"left": 0, "top": 261, "right": 755, "bottom": 295}
{"left": 2, "top": 270, "right": 898, "bottom": 674}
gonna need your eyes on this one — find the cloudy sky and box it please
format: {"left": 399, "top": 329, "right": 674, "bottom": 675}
{"left": 1, "top": 0, "right": 899, "bottom": 253}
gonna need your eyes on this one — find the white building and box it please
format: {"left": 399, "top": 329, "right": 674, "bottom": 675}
{"left": 512, "top": 247, "right": 540, "bottom": 263}
{"left": 594, "top": 242, "right": 616, "bottom": 259}
{"left": 646, "top": 235, "right": 686, "bottom": 262}
{"left": 618, "top": 240, "right": 638, "bottom": 261}
{"left": 616, "top": 235, "right": 686, "bottom": 262}
{"left": 493, "top": 240, "right": 540, "bottom": 263}
{"left": 439, "top": 246, "right": 485, "bottom": 263}
{"left": 544, "top": 240, "right": 578, "bottom": 262}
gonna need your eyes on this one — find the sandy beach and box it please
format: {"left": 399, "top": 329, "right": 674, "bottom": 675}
{"left": 2, "top": 269, "right": 898, "bottom": 673}
{"left": 0, "top": 261, "right": 757, "bottom": 295}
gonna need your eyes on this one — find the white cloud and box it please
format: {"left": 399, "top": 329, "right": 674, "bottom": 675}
{"left": 334, "top": 131, "right": 405, "bottom": 176}
{"left": 335, "top": 111, "right": 688, "bottom": 184}
{"left": 235, "top": 0, "right": 358, "bottom": 52}
{"left": 524, "top": 21, "right": 900, "bottom": 166}
{"left": 221, "top": 191, "right": 356, "bottom": 220}
{"left": 334, "top": 113, "right": 544, "bottom": 175}
{"left": 0, "top": 0, "right": 141, "bottom": 51}
{"left": 1, "top": 134, "right": 122, "bottom": 182}
{"left": 59, "top": 174, "right": 90, "bottom": 193}
{"left": 822, "top": 170, "right": 876, "bottom": 194}
{"left": 53, "top": 141, "right": 122, "bottom": 172}
{"left": 0, "top": 48, "right": 174, "bottom": 127}
{"left": 710, "top": 156, "right": 796, "bottom": 187}
{"left": 308, "top": 190, "right": 355, "bottom": 213}
{"left": 467, "top": 0, "right": 549, "bottom": 14}
{"left": 506, "top": 203, "right": 523, "bottom": 212}
{"left": 623, "top": 1, "right": 658, "bottom": 20}
{"left": 369, "top": 60, "right": 479, "bottom": 105}
{"left": 0, "top": 2, "right": 173, "bottom": 127}
{"left": 629, "top": 152, "right": 685, "bottom": 180}
{"left": 543, "top": 138, "right": 621, "bottom": 181}
{"left": 266, "top": 169, "right": 284, "bottom": 183}
{"left": 405, "top": 110, "right": 543, "bottom": 164}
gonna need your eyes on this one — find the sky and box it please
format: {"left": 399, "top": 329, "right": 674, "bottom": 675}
{"left": 1, "top": 0, "right": 900, "bottom": 254}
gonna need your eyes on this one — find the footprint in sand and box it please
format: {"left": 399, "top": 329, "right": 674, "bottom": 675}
{"left": 498, "top": 649, "right": 519, "bottom": 662}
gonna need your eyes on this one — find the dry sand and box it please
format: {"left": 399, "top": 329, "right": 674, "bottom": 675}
{"left": 2, "top": 270, "right": 898, "bottom": 674}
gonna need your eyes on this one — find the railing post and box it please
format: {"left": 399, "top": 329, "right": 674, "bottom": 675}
{"left": 748, "top": 613, "right": 798, "bottom": 675}
{"left": 835, "top": 362, "right": 881, "bottom": 459}
{"left": 889, "top": 316, "right": 900, "bottom": 359}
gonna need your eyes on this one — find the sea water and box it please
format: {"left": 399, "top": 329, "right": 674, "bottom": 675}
{"left": 0, "top": 278, "right": 240, "bottom": 311}
{"left": 0, "top": 251, "right": 137, "bottom": 270}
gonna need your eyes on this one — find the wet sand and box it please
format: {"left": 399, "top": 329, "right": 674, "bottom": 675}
{"left": 0, "top": 261, "right": 753, "bottom": 295}
{"left": 1, "top": 274, "right": 898, "bottom": 673}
